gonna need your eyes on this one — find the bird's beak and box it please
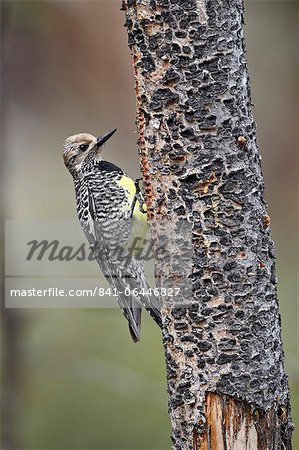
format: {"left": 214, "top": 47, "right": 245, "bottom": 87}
{"left": 96, "top": 128, "right": 117, "bottom": 148}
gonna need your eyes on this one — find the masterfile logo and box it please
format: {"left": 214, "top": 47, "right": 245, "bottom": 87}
{"left": 5, "top": 219, "right": 192, "bottom": 308}
{"left": 25, "top": 237, "right": 154, "bottom": 263}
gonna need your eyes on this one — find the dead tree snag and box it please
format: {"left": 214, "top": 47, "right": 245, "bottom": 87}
{"left": 122, "top": 1, "right": 293, "bottom": 448}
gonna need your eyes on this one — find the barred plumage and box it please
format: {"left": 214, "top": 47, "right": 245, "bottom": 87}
{"left": 62, "top": 130, "right": 162, "bottom": 341}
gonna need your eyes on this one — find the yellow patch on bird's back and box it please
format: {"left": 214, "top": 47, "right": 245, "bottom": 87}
{"left": 117, "top": 176, "right": 147, "bottom": 221}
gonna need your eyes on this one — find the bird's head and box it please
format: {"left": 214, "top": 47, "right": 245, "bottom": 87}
{"left": 62, "top": 129, "right": 116, "bottom": 176}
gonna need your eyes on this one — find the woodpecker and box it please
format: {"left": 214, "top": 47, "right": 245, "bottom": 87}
{"left": 62, "top": 129, "right": 162, "bottom": 341}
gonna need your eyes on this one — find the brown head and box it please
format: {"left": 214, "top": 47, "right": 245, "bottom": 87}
{"left": 62, "top": 129, "right": 116, "bottom": 177}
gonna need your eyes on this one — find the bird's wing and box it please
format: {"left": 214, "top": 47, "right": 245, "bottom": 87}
{"left": 79, "top": 173, "right": 161, "bottom": 340}
{"left": 86, "top": 176, "right": 143, "bottom": 340}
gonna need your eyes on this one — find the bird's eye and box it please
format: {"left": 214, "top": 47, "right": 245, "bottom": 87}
{"left": 79, "top": 143, "right": 89, "bottom": 151}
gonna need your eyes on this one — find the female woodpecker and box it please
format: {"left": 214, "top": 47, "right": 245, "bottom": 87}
{"left": 62, "top": 129, "right": 162, "bottom": 341}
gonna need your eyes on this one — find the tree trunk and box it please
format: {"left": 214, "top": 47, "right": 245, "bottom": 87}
{"left": 122, "top": 1, "right": 293, "bottom": 449}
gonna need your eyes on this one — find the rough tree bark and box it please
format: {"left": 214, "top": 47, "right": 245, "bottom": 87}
{"left": 122, "top": 1, "right": 293, "bottom": 449}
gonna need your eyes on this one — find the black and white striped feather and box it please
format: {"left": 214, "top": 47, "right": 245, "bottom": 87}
{"left": 74, "top": 158, "right": 161, "bottom": 342}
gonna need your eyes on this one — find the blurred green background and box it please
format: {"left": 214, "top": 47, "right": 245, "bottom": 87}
{"left": 1, "top": 1, "right": 298, "bottom": 449}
